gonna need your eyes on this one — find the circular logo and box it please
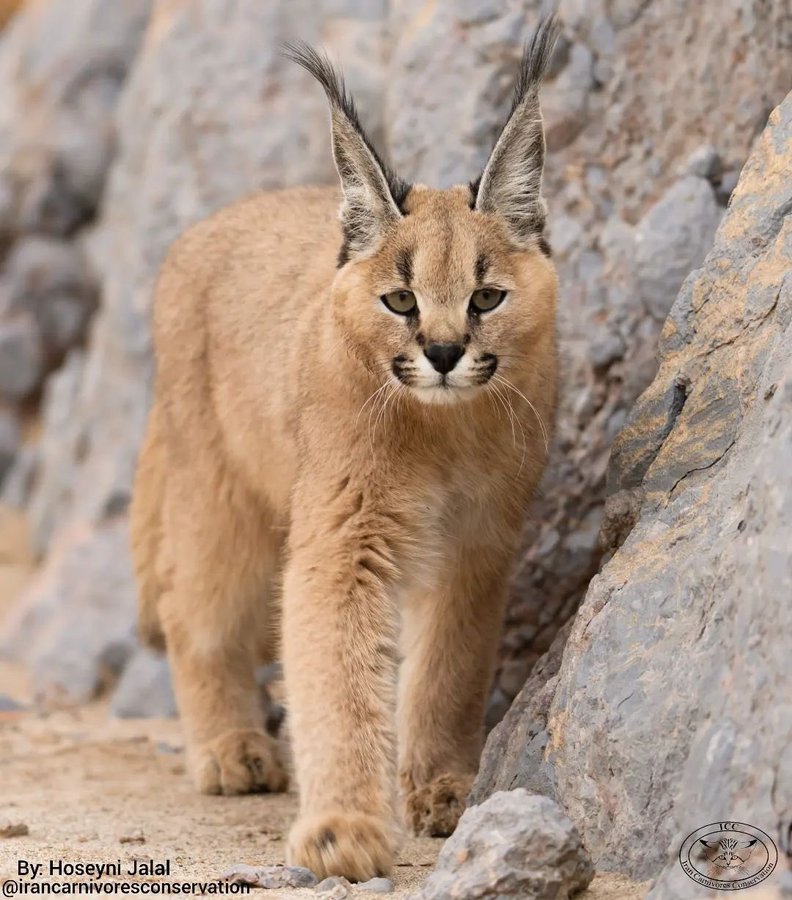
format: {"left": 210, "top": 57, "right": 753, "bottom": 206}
{"left": 679, "top": 822, "right": 778, "bottom": 891}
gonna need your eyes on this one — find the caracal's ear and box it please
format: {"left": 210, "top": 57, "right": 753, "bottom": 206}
{"left": 470, "top": 11, "right": 560, "bottom": 250}
{"left": 283, "top": 42, "right": 410, "bottom": 265}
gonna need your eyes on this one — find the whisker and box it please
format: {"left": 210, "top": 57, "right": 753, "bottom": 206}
{"left": 494, "top": 374, "right": 549, "bottom": 453}
{"left": 493, "top": 380, "right": 527, "bottom": 476}
{"left": 355, "top": 382, "right": 390, "bottom": 432}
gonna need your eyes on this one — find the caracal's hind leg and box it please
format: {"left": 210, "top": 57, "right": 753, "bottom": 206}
{"left": 159, "top": 466, "right": 287, "bottom": 796}
{"left": 397, "top": 544, "right": 513, "bottom": 836}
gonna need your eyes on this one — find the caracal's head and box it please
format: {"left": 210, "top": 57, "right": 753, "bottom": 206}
{"left": 286, "top": 14, "right": 559, "bottom": 406}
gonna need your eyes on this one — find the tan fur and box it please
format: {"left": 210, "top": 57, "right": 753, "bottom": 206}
{"left": 131, "top": 180, "right": 557, "bottom": 878}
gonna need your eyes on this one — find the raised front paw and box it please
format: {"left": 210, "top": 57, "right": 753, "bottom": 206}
{"left": 287, "top": 811, "right": 394, "bottom": 882}
{"left": 191, "top": 728, "right": 288, "bottom": 795}
{"left": 405, "top": 773, "right": 473, "bottom": 837}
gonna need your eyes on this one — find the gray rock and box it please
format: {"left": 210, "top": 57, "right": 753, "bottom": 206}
{"left": 111, "top": 647, "right": 177, "bottom": 719}
{"left": 0, "top": 0, "right": 153, "bottom": 237}
{"left": 358, "top": 877, "right": 394, "bottom": 893}
{"left": 418, "top": 790, "right": 593, "bottom": 900}
{"left": 635, "top": 175, "right": 723, "bottom": 322}
{"left": 0, "top": 442, "right": 38, "bottom": 508}
{"left": 476, "top": 92, "right": 792, "bottom": 895}
{"left": 0, "top": 316, "right": 42, "bottom": 399}
{"left": 0, "top": 694, "right": 25, "bottom": 711}
{"left": 0, "top": 408, "right": 20, "bottom": 482}
{"left": 223, "top": 864, "right": 318, "bottom": 888}
{"left": 684, "top": 144, "right": 721, "bottom": 180}
{"left": 0, "top": 236, "right": 95, "bottom": 355}
{"left": 0, "top": 517, "right": 137, "bottom": 705}
{"left": 316, "top": 876, "right": 351, "bottom": 894}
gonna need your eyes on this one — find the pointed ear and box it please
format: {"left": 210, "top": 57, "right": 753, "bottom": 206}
{"left": 470, "top": 13, "right": 560, "bottom": 249}
{"left": 284, "top": 42, "right": 411, "bottom": 265}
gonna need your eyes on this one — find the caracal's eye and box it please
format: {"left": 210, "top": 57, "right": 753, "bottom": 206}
{"left": 469, "top": 288, "right": 507, "bottom": 313}
{"left": 381, "top": 289, "right": 417, "bottom": 316}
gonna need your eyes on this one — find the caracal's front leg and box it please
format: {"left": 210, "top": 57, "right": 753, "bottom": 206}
{"left": 283, "top": 474, "right": 403, "bottom": 881}
{"left": 398, "top": 541, "right": 515, "bottom": 836}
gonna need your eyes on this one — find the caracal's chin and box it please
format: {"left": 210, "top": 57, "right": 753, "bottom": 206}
{"left": 406, "top": 381, "right": 483, "bottom": 406}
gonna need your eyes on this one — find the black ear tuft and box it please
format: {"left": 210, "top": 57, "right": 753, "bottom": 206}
{"left": 284, "top": 42, "right": 411, "bottom": 263}
{"left": 470, "top": 10, "right": 560, "bottom": 248}
{"left": 283, "top": 42, "right": 411, "bottom": 212}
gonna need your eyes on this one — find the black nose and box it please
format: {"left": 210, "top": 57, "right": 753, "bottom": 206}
{"left": 424, "top": 342, "right": 464, "bottom": 374}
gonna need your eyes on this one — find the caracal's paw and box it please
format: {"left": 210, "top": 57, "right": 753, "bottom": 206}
{"left": 405, "top": 773, "right": 473, "bottom": 837}
{"left": 287, "top": 811, "right": 393, "bottom": 882}
{"left": 191, "top": 729, "right": 288, "bottom": 795}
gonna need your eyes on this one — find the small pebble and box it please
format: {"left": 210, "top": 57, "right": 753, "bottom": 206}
{"left": 324, "top": 887, "right": 348, "bottom": 900}
{"left": 358, "top": 876, "right": 394, "bottom": 893}
{"left": 119, "top": 829, "right": 146, "bottom": 844}
{"left": 0, "top": 694, "right": 25, "bottom": 712}
{"left": 316, "top": 875, "right": 351, "bottom": 893}
{"left": 223, "top": 864, "right": 318, "bottom": 888}
{"left": 0, "top": 822, "right": 29, "bottom": 838}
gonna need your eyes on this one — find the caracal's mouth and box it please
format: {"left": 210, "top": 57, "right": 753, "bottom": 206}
{"left": 404, "top": 379, "right": 483, "bottom": 406}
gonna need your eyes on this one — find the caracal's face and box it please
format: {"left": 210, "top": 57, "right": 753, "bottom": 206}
{"left": 335, "top": 185, "right": 557, "bottom": 406}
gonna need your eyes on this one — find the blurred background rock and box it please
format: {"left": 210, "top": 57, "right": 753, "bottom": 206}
{"left": 0, "top": 0, "right": 789, "bottom": 723}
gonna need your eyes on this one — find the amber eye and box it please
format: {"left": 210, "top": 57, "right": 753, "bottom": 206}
{"left": 469, "top": 288, "right": 507, "bottom": 313}
{"left": 381, "top": 289, "right": 417, "bottom": 316}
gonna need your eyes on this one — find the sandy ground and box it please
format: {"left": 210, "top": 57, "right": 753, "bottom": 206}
{"left": 0, "top": 505, "right": 647, "bottom": 898}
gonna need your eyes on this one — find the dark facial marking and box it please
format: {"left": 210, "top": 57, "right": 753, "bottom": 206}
{"left": 396, "top": 247, "right": 414, "bottom": 285}
{"left": 415, "top": 331, "right": 426, "bottom": 347}
{"left": 474, "top": 252, "right": 490, "bottom": 284}
{"left": 476, "top": 352, "right": 498, "bottom": 384}
{"left": 537, "top": 234, "right": 552, "bottom": 257}
{"left": 392, "top": 354, "right": 414, "bottom": 385}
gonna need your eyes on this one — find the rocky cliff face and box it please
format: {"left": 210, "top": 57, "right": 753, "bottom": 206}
{"left": 473, "top": 89, "right": 792, "bottom": 895}
{"left": 1, "top": 0, "right": 790, "bottom": 722}
{"left": 0, "top": 0, "right": 151, "bottom": 484}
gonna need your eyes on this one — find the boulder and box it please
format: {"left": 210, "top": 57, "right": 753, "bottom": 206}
{"left": 473, "top": 91, "right": 792, "bottom": 896}
{"left": 417, "top": 790, "right": 593, "bottom": 899}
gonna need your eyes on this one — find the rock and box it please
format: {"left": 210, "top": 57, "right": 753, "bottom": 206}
{"left": 635, "top": 176, "right": 723, "bottom": 322}
{"left": 22, "top": 350, "right": 85, "bottom": 554}
{"left": 223, "top": 864, "right": 318, "bottom": 889}
{"left": 1, "top": 442, "right": 38, "bottom": 508}
{"left": 0, "top": 407, "right": 20, "bottom": 482}
{"left": 0, "top": 693, "right": 25, "bottom": 711}
{"left": 111, "top": 647, "right": 177, "bottom": 719}
{"left": 358, "top": 877, "right": 394, "bottom": 893}
{"left": 418, "top": 790, "right": 593, "bottom": 900}
{"left": 0, "top": 236, "right": 96, "bottom": 357}
{"left": 471, "top": 621, "right": 572, "bottom": 804}
{"left": 0, "top": 0, "right": 153, "bottom": 237}
{"left": 684, "top": 144, "right": 721, "bottom": 181}
{"left": 0, "top": 517, "right": 137, "bottom": 705}
{"left": 319, "top": 884, "right": 349, "bottom": 900}
{"left": 118, "top": 829, "right": 145, "bottom": 844}
{"left": 0, "top": 316, "right": 42, "bottom": 399}
{"left": 316, "top": 876, "right": 351, "bottom": 894}
{"left": 0, "top": 822, "right": 29, "bottom": 838}
{"left": 476, "top": 91, "right": 792, "bottom": 894}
